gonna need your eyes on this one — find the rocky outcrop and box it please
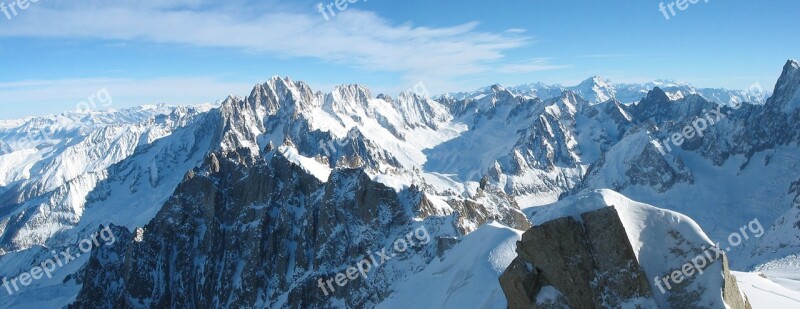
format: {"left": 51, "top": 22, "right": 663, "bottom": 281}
{"left": 69, "top": 144, "right": 531, "bottom": 308}
{"left": 499, "top": 258, "right": 547, "bottom": 309}
{"left": 501, "top": 205, "right": 751, "bottom": 309}
{"left": 502, "top": 207, "right": 655, "bottom": 308}
{"left": 69, "top": 149, "right": 420, "bottom": 308}
{"left": 446, "top": 191, "right": 531, "bottom": 235}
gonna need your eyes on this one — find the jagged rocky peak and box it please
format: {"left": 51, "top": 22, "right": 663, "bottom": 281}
{"left": 469, "top": 83, "right": 517, "bottom": 105}
{"left": 765, "top": 59, "right": 800, "bottom": 113}
{"left": 572, "top": 75, "right": 615, "bottom": 103}
{"left": 577, "top": 75, "right": 612, "bottom": 90}
{"left": 324, "top": 83, "right": 377, "bottom": 115}
{"left": 376, "top": 93, "right": 393, "bottom": 102}
{"left": 445, "top": 83, "right": 523, "bottom": 118}
{"left": 490, "top": 83, "right": 518, "bottom": 99}
{"left": 246, "top": 76, "right": 319, "bottom": 114}
{"left": 501, "top": 190, "right": 751, "bottom": 309}
{"left": 579, "top": 126, "right": 693, "bottom": 193}
{"left": 10, "top": 61, "right": 800, "bottom": 308}
{"left": 630, "top": 86, "right": 702, "bottom": 122}
{"left": 642, "top": 87, "right": 672, "bottom": 105}
{"left": 393, "top": 90, "right": 452, "bottom": 129}
{"left": 332, "top": 83, "right": 373, "bottom": 102}
{"left": 550, "top": 90, "right": 588, "bottom": 112}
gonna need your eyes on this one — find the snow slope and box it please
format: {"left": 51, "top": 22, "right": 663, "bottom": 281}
{"left": 734, "top": 271, "right": 800, "bottom": 308}
{"left": 377, "top": 222, "right": 521, "bottom": 309}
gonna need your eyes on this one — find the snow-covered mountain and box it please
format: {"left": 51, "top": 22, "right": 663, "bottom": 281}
{"left": 0, "top": 105, "right": 217, "bottom": 250}
{"left": 1, "top": 61, "right": 798, "bottom": 308}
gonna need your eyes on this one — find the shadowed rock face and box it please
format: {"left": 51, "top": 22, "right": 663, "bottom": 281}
{"left": 500, "top": 206, "right": 751, "bottom": 309}
{"left": 501, "top": 207, "right": 654, "bottom": 309}
{"left": 67, "top": 145, "right": 531, "bottom": 308}
{"left": 68, "top": 149, "right": 419, "bottom": 308}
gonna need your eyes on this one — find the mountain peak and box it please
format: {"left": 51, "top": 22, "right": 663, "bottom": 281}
{"left": 490, "top": 84, "right": 507, "bottom": 92}
{"left": 789, "top": 59, "right": 799, "bottom": 70}
{"left": 578, "top": 75, "right": 611, "bottom": 88}
{"left": 781, "top": 59, "right": 800, "bottom": 78}
{"left": 643, "top": 87, "right": 671, "bottom": 103}
{"left": 765, "top": 59, "right": 800, "bottom": 112}
{"left": 333, "top": 84, "right": 373, "bottom": 100}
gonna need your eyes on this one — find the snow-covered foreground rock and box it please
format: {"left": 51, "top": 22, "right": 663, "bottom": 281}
{"left": 504, "top": 190, "right": 749, "bottom": 308}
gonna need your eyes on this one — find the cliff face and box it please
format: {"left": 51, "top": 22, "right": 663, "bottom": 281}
{"left": 69, "top": 149, "right": 419, "bottom": 308}
{"left": 501, "top": 191, "right": 752, "bottom": 309}
{"left": 68, "top": 145, "right": 529, "bottom": 308}
{"left": 501, "top": 207, "right": 655, "bottom": 309}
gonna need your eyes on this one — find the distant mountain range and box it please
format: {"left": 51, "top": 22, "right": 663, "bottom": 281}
{"left": 444, "top": 76, "right": 770, "bottom": 107}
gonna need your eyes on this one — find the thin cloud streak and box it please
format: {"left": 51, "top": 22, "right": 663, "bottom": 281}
{"left": 496, "top": 58, "right": 572, "bottom": 74}
{"left": 0, "top": 1, "right": 532, "bottom": 84}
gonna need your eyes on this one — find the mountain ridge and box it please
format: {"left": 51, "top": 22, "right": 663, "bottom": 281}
{"left": 0, "top": 60, "right": 799, "bottom": 308}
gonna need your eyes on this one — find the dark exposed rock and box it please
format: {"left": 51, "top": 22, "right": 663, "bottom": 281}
{"left": 499, "top": 258, "right": 542, "bottom": 309}
{"left": 206, "top": 152, "right": 220, "bottom": 173}
{"left": 510, "top": 207, "right": 653, "bottom": 308}
{"left": 70, "top": 151, "right": 416, "bottom": 308}
{"left": 436, "top": 237, "right": 459, "bottom": 259}
{"left": 69, "top": 144, "right": 529, "bottom": 308}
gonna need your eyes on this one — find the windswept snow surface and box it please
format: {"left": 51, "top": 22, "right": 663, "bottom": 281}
{"left": 754, "top": 255, "right": 800, "bottom": 292}
{"left": 377, "top": 222, "right": 522, "bottom": 309}
{"left": 611, "top": 145, "right": 800, "bottom": 261}
{"left": 278, "top": 145, "right": 332, "bottom": 182}
{"left": 734, "top": 271, "right": 800, "bottom": 308}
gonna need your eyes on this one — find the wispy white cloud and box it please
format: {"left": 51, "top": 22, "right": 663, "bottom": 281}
{"left": 496, "top": 58, "right": 572, "bottom": 74}
{"left": 505, "top": 28, "right": 527, "bottom": 34}
{"left": 573, "top": 53, "right": 660, "bottom": 59}
{"left": 0, "top": 0, "right": 531, "bottom": 84}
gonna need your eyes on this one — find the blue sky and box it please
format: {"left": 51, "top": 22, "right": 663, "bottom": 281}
{"left": 0, "top": 0, "right": 797, "bottom": 119}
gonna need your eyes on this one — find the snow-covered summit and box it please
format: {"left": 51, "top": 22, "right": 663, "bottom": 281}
{"left": 767, "top": 59, "right": 800, "bottom": 112}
